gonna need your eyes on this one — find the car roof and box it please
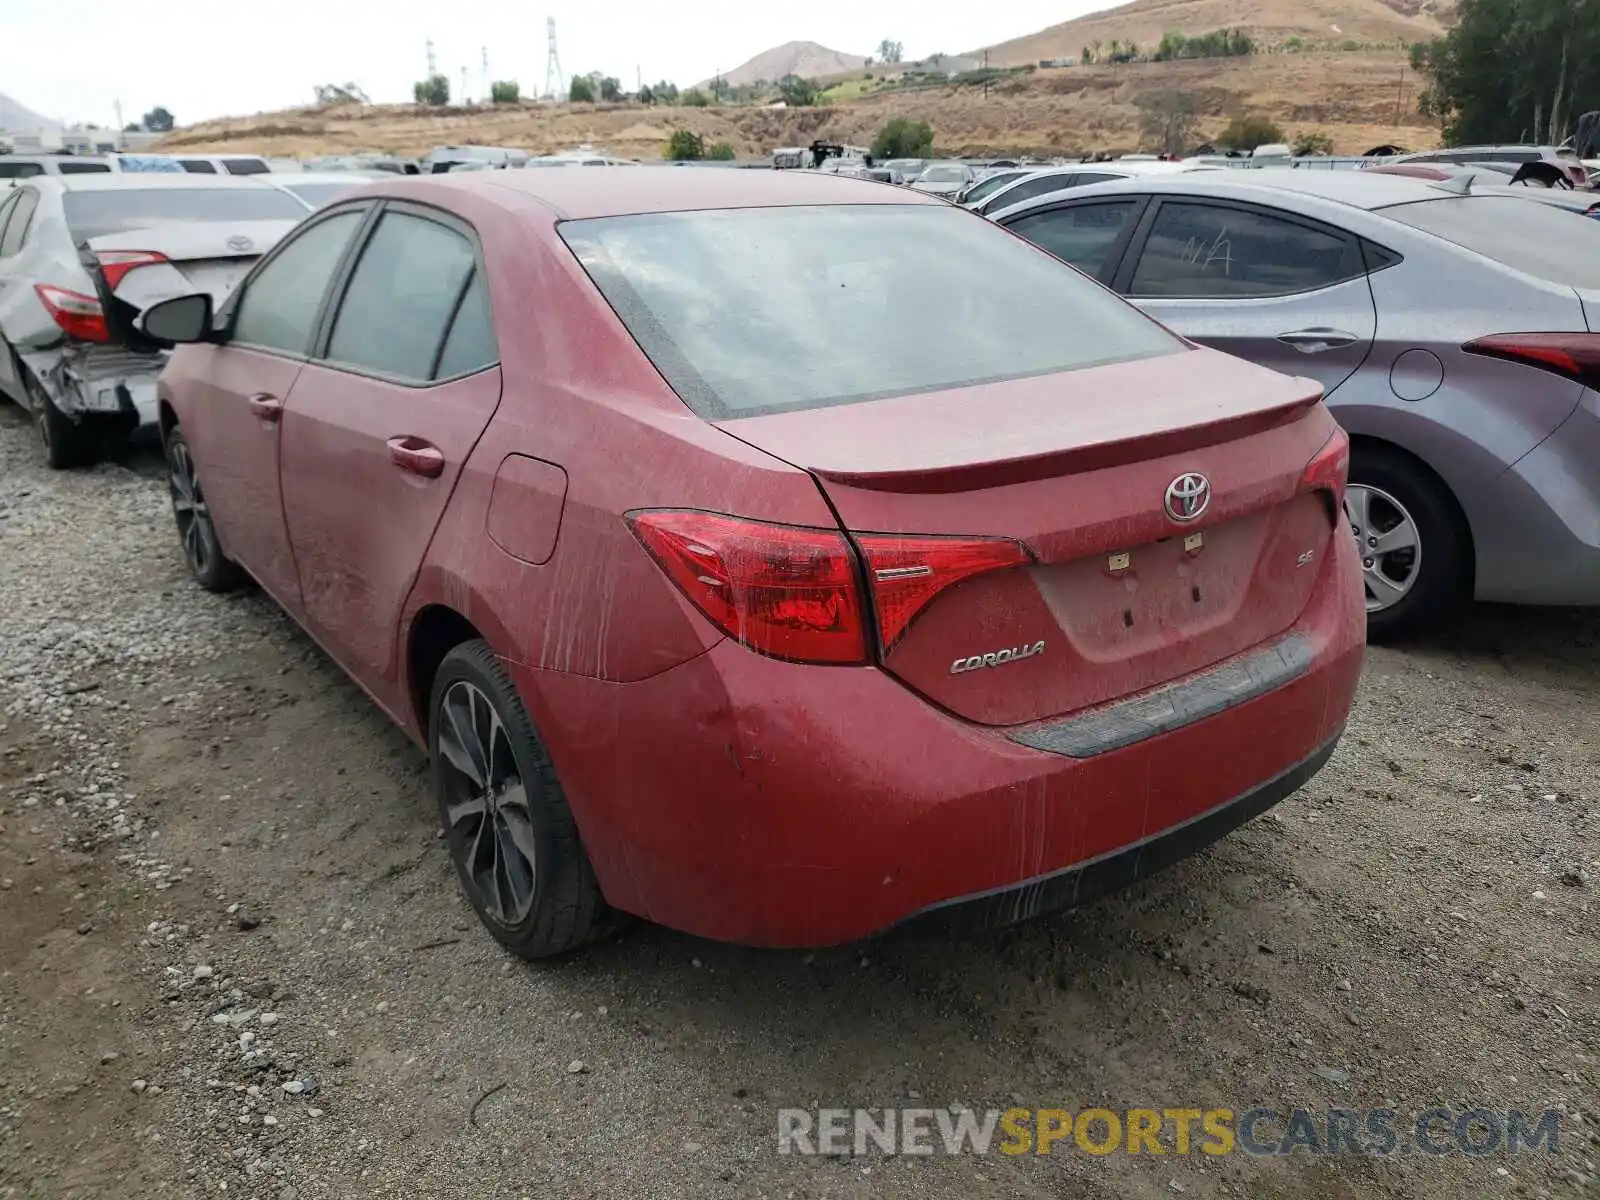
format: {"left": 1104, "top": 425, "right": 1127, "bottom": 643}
{"left": 1011, "top": 169, "right": 1445, "bottom": 211}
{"left": 51, "top": 172, "right": 285, "bottom": 192}
{"left": 430, "top": 167, "right": 945, "bottom": 219}
{"left": 267, "top": 171, "right": 388, "bottom": 185}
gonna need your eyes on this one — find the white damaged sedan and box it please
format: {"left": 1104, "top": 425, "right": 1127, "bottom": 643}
{"left": 0, "top": 174, "right": 306, "bottom": 467}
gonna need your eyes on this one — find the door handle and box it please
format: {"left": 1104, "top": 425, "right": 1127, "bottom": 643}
{"left": 247, "top": 392, "right": 284, "bottom": 423}
{"left": 1275, "top": 328, "right": 1359, "bottom": 354}
{"left": 387, "top": 435, "right": 445, "bottom": 479}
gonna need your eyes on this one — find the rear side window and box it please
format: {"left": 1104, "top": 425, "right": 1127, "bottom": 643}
{"left": 222, "top": 159, "right": 270, "bottom": 176}
{"left": 560, "top": 204, "right": 1182, "bottom": 418}
{"left": 1007, "top": 201, "right": 1139, "bottom": 275}
{"left": 962, "top": 172, "right": 1025, "bottom": 204}
{"left": 62, "top": 187, "right": 307, "bottom": 239}
{"left": 325, "top": 211, "right": 479, "bottom": 381}
{"left": 232, "top": 211, "right": 365, "bottom": 355}
{"left": 988, "top": 174, "right": 1074, "bottom": 211}
{"left": 179, "top": 160, "right": 217, "bottom": 173}
{"left": 1073, "top": 171, "right": 1123, "bottom": 186}
{"left": 1377, "top": 196, "right": 1600, "bottom": 287}
{"left": 0, "top": 190, "right": 39, "bottom": 258}
{"left": 434, "top": 271, "right": 498, "bottom": 378}
{"left": 1129, "top": 201, "right": 1359, "bottom": 298}
{"left": 57, "top": 161, "right": 111, "bottom": 174}
{"left": 0, "top": 161, "right": 43, "bottom": 179}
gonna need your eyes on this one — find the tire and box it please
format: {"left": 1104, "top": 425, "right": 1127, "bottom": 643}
{"left": 23, "top": 369, "right": 95, "bottom": 469}
{"left": 430, "top": 640, "right": 607, "bottom": 959}
{"left": 164, "top": 424, "right": 245, "bottom": 592}
{"left": 1347, "top": 443, "right": 1472, "bottom": 642}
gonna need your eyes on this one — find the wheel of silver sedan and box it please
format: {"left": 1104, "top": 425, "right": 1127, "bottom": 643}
{"left": 437, "top": 679, "right": 537, "bottom": 926}
{"left": 1345, "top": 483, "right": 1421, "bottom": 614}
{"left": 167, "top": 437, "right": 216, "bottom": 579}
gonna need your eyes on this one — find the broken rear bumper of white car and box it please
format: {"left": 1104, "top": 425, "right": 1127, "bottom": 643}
{"left": 20, "top": 345, "right": 163, "bottom": 432}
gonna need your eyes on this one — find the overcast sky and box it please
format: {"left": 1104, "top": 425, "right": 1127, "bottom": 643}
{"left": 2, "top": 0, "right": 1114, "bottom": 127}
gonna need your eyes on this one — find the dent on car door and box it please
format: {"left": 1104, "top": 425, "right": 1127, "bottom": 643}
{"left": 278, "top": 205, "right": 503, "bottom": 710}
{"left": 186, "top": 207, "right": 370, "bottom": 614}
{"left": 1112, "top": 198, "right": 1378, "bottom": 398}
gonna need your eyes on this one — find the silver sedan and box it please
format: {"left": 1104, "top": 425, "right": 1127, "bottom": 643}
{"left": 994, "top": 171, "right": 1600, "bottom": 638}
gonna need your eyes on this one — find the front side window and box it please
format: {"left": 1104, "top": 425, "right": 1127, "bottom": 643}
{"left": 57, "top": 160, "right": 112, "bottom": 175}
{"left": 179, "top": 159, "right": 217, "bottom": 174}
{"left": 560, "top": 203, "right": 1182, "bottom": 419}
{"left": 223, "top": 159, "right": 271, "bottom": 176}
{"left": 324, "top": 211, "right": 478, "bottom": 381}
{"left": 231, "top": 211, "right": 365, "bottom": 354}
{"left": 1007, "top": 200, "right": 1139, "bottom": 276}
{"left": 989, "top": 174, "right": 1075, "bottom": 211}
{"left": 1128, "top": 201, "right": 1358, "bottom": 298}
{"left": 0, "top": 161, "right": 43, "bottom": 179}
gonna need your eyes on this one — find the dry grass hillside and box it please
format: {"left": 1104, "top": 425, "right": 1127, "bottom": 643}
{"left": 161, "top": 50, "right": 1439, "bottom": 161}
{"left": 977, "top": 0, "right": 1450, "bottom": 63}
{"left": 709, "top": 40, "right": 870, "bottom": 88}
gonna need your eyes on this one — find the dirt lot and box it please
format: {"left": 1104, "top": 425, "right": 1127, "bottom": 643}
{"left": 0, "top": 403, "right": 1595, "bottom": 1200}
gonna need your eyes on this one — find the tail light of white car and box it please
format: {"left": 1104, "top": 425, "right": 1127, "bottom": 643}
{"left": 1464, "top": 333, "right": 1600, "bottom": 389}
{"left": 33, "top": 284, "right": 109, "bottom": 343}
{"left": 93, "top": 249, "right": 171, "bottom": 288}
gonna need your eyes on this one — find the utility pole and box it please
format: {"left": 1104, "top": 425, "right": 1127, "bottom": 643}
{"left": 461, "top": 66, "right": 470, "bottom": 105}
{"left": 1392, "top": 64, "right": 1405, "bottom": 126}
{"left": 482, "top": 47, "right": 490, "bottom": 98}
{"left": 426, "top": 39, "right": 437, "bottom": 76}
{"left": 113, "top": 98, "right": 123, "bottom": 133}
{"left": 983, "top": 49, "right": 991, "bottom": 99}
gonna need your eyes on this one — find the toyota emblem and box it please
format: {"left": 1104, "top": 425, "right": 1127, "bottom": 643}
{"left": 1164, "top": 473, "right": 1211, "bottom": 522}
{"left": 226, "top": 235, "right": 254, "bottom": 252}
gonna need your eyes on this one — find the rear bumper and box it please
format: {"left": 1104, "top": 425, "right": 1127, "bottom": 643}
{"left": 18, "top": 345, "right": 162, "bottom": 429}
{"left": 517, "top": 528, "right": 1365, "bottom": 948}
{"left": 1474, "top": 388, "right": 1600, "bottom": 606}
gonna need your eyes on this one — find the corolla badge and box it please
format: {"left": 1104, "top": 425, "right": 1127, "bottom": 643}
{"left": 226, "top": 235, "right": 254, "bottom": 252}
{"left": 1164, "top": 472, "right": 1211, "bottom": 523}
{"left": 949, "top": 640, "right": 1045, "bottom": 675}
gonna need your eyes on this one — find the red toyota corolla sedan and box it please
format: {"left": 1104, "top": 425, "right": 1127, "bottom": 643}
{"left": 142, "top": 168, "right": 1363, "bottom": 957}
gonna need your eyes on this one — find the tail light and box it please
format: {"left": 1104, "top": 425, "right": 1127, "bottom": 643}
{"left": 94, "top": 249, "right": 169, "bottom": 289}
{"left": 1300, "top": 425, "right": 1350, "bottom": 520}
{"left": 628, "top": 510, "right": 869, "bottom": 664}
{"left": 854, "top": 533, "right": 1033, "bottom": 650}
{"left": 627, "top": 510, "right": 1035, "bottom": 663}
{"left": 1464, "top": 332, "right": 1600, "bottom": 389}
{"left": 34, "top": 284, "right": 109, "bottom": 343}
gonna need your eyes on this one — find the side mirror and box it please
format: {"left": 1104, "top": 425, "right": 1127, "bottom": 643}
{"left": 140, "top": 292, "right": 214, "bottom": 346}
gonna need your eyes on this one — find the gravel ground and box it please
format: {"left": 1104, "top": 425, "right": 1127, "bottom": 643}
{"left": 0, "top": 401, "right": 1596, "bottom": 1200}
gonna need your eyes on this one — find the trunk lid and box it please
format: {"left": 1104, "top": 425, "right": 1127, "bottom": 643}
{"left": 718, "top": 348, "right": 1341, "bottom": 727}
{"left": 84, "top": 219, "right": 299, "bottom": 312}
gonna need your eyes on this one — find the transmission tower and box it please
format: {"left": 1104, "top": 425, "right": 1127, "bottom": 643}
{"left": 481, "top": 46, "right": 490, "bottom": 97}
{"left": 460, "top": 65, "right": 470, "bottom": 104}
{"left": 544, "top": 17, "right": 564, "bottom": 100}
{"left": 425, "top": 39, "right": 436, "bottom": 76}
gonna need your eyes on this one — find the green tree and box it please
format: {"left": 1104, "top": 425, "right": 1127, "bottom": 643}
{"left": 569, "top": 75, "right": 596, "bottom": 102}
{"left": 1293, "top": 130, "right": 1336, "bottom": 155}
{"left": 877, "top": 38, "right": 904, "bottom": 63}
{"left": 1411, "top": 0, "right": 1600, "bottom": 146}
{"left": 871, "top": 117, "right": 934, "bottom": 158}
{"left": 680, "top": 87, "right": 711, "bottom": 107}
{"left": 413, "top": 74, "right": 449, "bottom": 105}
{"left": 142, "top": 105, "right": 175, "bottom": 131}
{"left": 599, "top": 76, "right": 622, "bottom": 102}
{"left": 665, "top": 129, "right": 705, "bottom": 160}
{"left": 707, "top": 140, "right": 736, "bottom": 160}
{"left": 1216, "top": 112, "right": 1285, "bottom": 150}
{"left": 489, "top": 80, "right": 520, "bottom": 104}
{"left": 637, "top": 83, "right": 655, "bottom": 105}
{"left": 1136, "top": 90, "right": 1201, "bottom": 155}
{"left": 651, "top": 80, "right": 680, "bottom": 104}
{"left": 777, "top": 74, "right": 818, "bottom": 106}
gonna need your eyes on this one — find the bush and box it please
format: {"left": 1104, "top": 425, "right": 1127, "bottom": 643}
{"left": 412, "top": 75, "right": 449, "bottom": 106}
{"left": 871, "top": 117, "right": 934, "bottom": 159}
{"left": 777, "top": 75, "right": 818, "bottom": 106}
{"left": 1293, "top": 131, "right": 1335, "bottom": 155}
{"left": 489, "top": 80, "right": 520, "bottom": 104}
{"left": 1216, "top": 113, "right": 1284, "bottom": 151}
{"left": 599, "top": 76, "right": 622, "bottom": 102}
{"left": 569, "top": 76, "right": 595, "bottom": 103}
{"left": 680, "top": 88, "right": 711, "bottom": 107}
{"left": 707, "top": 140, "right": 736, "bottom": 160}
{"left": 665, "top": 129, "right": 705, "bottom": 160}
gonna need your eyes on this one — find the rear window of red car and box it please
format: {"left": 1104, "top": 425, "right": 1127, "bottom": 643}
{"left": 559, "top": 204, "right": 1183, "bottom": 418}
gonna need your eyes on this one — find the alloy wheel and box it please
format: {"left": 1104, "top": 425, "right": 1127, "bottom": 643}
{"left": 437, "top": 680, "right": 537, "bottom": 926}
{"left": 167, "top": 439, "right": 215, "bottom": 578}
{"left": 1345, "top": 483, "right": 1422, "bottom": 614}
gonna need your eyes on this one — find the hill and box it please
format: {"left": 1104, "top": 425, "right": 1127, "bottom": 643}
{"left": 707, "top": 40, "right": 869, "bottom": 88}
{"left": 160, "top": 49, "right": 1438, "bottom": 161}
{"left": 977, "top": 0, "right": 1449, "bottom": 65}
{"left": 0, "top": 91, "right": 56, "bottom": 135}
